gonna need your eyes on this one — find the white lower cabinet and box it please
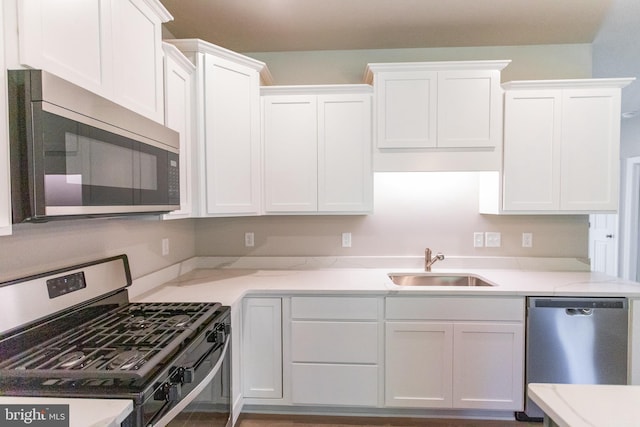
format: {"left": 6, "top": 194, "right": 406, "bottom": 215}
{"left": 385, "top": 297, "right": 525, "bottom": 411}
{"left": 289, "top": 296, "right": 382, "bottom": 407}
{"left": 242, "top": 298, "right": 282, "bottom": 399}
{"left": 385, "top": 322, "right": 453, "bottom": 407}
{"left": 240, "top": 294, "right": 524, "bottom": 413}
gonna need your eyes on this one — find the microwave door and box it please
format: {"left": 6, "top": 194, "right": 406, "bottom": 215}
{"left": 41, "top": 112, "right": 136, "bottom": 217}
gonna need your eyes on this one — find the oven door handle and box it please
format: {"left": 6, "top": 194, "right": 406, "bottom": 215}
{"left": 149, "top": 338, "right": 229, "bottom": 427}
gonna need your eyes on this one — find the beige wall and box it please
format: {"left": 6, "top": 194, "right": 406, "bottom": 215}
{"left": 0, "top": 218, "right": 196, "bottom": 282}
{"left": 247, "top": 44, "right": 592, "bottom": 85}
{"left": 195, "top": 173, "right": 588, "bottom": 258}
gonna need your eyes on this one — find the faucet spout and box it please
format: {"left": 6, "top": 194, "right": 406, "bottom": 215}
{"left": 424, "top": 248, "right": 445, "bottom": 272}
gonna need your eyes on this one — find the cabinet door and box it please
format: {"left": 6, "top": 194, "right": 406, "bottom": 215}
{"left": 111, "top": 0, "right": 164, "bottom": 122}
{"left": 503, "top": 90, "right": 562, "bottom": 211}
{"left": 18, "top": 0, "right": 113, "bottom": 94}
{"left": 242, "top": 298, "right": 282, "bottom": 399}
{"left": 385, "top": 322, "right": 453, "bottom": 408}
{"left": 375, "top": 71, "right": 437, "bottom": 148}
{"left": 291, "top": 363, "right": 378, "bottom": 406}
{"left": 203, "top": 54, "right": 261, "bottom": 215}
{"left": 452, "top": 322, "right": 524, "bottom": 410}
{"left": 162, "top": 45, "right": 194, "bottom": 219}
{"left": 437, "top": 70, "right": 500, "bottom": 148}
{"left": 263, "top": 95, "right": 318, "bottom": 212}
{"left": 318, "top": 94, "right": 373, "bottom": 213}
{"left": 561, "top": 88, "right": 621, "bottom": 211}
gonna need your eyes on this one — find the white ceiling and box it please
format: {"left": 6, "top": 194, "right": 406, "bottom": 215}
{"left": 159, "top": 0, "right": 614, "bottom": 53}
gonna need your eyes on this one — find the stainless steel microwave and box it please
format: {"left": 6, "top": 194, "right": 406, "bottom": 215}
{"left": 8, "top": 69, "right": 180, "bottom": 222}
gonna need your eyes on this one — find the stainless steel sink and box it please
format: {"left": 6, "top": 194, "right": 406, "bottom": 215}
{"left": 387, "top": 273, "right": 494, "bottom": 287}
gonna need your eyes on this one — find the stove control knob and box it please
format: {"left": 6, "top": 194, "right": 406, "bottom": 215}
{"left": 207, "top": 325, "right": 227, "bottom": 344}
{"left": 154, "top": 382, "right": 181, "bottom": 402}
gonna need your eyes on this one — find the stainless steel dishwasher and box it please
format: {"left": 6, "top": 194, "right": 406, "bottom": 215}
{"left": 518, "top": 297, "right": 628, "bottom": 420}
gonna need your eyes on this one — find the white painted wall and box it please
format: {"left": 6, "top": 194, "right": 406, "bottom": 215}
{"left": 0, "top": 218, "right": 196, "bottom": 282}
{"left": 195, "top": 173, "right": 588, "bottom": 258}
{"left": 246, "top": 44, "right": 592, "bottom": 85}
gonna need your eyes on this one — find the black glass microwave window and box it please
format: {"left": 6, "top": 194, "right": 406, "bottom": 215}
{"left": 41, "top": 110, "right": 172, "bottom": 206}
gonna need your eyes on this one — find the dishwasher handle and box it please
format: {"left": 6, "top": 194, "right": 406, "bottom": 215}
{"left": 529, "top": 297, "right": 627, "bottom": 310}
{"left": 566, "top": 308, "right": 593, "bottom": 316}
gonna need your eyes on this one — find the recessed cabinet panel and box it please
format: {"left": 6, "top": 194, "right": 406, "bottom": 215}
{"left": 291, "top": 364, "right": 378, "bottom": 406}
{"left": 162, "top": 44, "right": 194, "bottom": 219}
{"left": 263, "top": 96, "right": 318, "bottom": 212}
{"left": 377, "top": 71, "right": 436, "bottom": 148}
{"left": 385, "top": 322, "right": 453, "bottom": 407}
{"left": 204, "top": 55, "right": 261, "bottom": 214}
{"left": 452, "top": 323, "right": 524, "bottom": 410}
{"left": 318, "top": 95, "right": 373, "bottom": 212}
{"left": 112, "top": 0, "right": 164, "bottom": 122}
{"left": 242, "top": 298, "right": 282, "bottom": 399}
{"left": 438, "top": 71, "right": 496, "bottom": 148}
{"left": 561, "top": 90, "right": 620, "bottom": 210}
{"left": 291, "top": 321, "right": 378, "bottom": 363}
{"left": 19, "top": 0, "right": 112, "bottom": 93}
{"left": 503, "top": 91, "right": 561, "bottom": 211}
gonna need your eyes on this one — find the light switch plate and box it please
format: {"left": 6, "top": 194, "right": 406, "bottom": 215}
{"left": 485, "top": 232, "right": 501, "bottom": 247}
{"left": 473, "top": 232, "right": 484, "bottom": 247}
{"left": 244, "top": 232, "right": 255, "bottom": 247}
{"left": 342, "top": 232, "right": 352, "bottom": 248}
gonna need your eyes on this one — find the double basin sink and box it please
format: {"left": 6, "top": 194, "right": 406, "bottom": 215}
{"left": 388, "top": 273, "right": 494, "bottom": 287}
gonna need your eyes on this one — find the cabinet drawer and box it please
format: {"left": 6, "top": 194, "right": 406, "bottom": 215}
{"left": 291, "top": 363, "right": 378, "bottom": 406}
{"left": 291, "top": 321, "right": 378, "bottom": 363}
{"left": 291, "top": 297, "right": 379, "bottom": 320}
{"left": 386, "top": 297, "right": 524, "bottom": 321}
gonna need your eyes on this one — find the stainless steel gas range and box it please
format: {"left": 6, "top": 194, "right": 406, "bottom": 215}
{"left": 0, "top": 255, "right": 231, "bottom": 427}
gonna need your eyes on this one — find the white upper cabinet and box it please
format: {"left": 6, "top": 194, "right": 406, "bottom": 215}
{"left": 480, "top": 78, "right": 634, "bottom": 214}
{"left": 262, "top": 85, "right": 373, "bottom": 214}
{"left": 364, "top": 61, "right": 509, "bottom": 150}
{"left": 162, "top": 43, "right": 195, "bottom": 219}
{"left": 111, "top": 0, "right": 166, "bottom": 122}
{"left": 17, "top": 0, "right": 169, "bottom": 122}
{"left": 166, "top": 39, "right": 271, "bottom": 217}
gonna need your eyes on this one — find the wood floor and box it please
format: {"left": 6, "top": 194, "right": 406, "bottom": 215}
{"left": 168, "top": 412, "right": 541, "bottom": 427}
{"left": 236, "top": 414, "right": 540, "bottom": 427}
{"left": 236, "top": 414, "right": 542, "bottom": 427}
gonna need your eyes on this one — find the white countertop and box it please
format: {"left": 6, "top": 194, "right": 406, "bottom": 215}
{"left": 0, "top": 397, "right": 132, "bottom": 427}
{"left": 133, "top": 265, "right": 640, "bottom": 306}
{"left": 528, "top": 383, "right": 640, "bottom": 427}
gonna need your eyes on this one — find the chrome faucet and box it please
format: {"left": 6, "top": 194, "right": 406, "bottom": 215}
{"left": 424, "top": 248, "right": 445, "bottom": 271}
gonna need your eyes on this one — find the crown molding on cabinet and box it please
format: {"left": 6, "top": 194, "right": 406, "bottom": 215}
{"left": 363, "top": 60, "right": 512, "bottom": 84}
{"left": 141, "top": 0, "right": 173, "bottom": 22}
{"left": 164, "top": 38, "right": 274, "bottom": 85}
{"left": 502, "top": 78, "right": 635, "bottom": 90}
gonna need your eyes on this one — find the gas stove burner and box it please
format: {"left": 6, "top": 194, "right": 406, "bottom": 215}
{"left": 109, "top": 350, "right": 145, "bottom": 370}
{"left": 58, "top": 351, "right": 86, "bottom": 369}
{"left": 128, "top": 316, "right": 150, "bottom": 329}
{"left": 167, "top": 314, "right": 190, "bottom": 327}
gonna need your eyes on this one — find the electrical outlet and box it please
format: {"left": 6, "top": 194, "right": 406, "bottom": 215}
{"left": 162, "top": 238, "right": 170, "bottom": 256}
{"left": 244, "top": 232, "right": 255, "bottom": 247}
{"left": 485, "top": 232, "right": 501, "bottom": 248}
{"left": 473, "top": 232, "right": 484, "bottom": 248}
{"left": 522, "top": 232, "right": 533, "bottom": 248}
{"left": 342, "top": 232, "right": 352, "bottom": 248}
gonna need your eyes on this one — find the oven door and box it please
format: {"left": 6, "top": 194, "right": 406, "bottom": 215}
{"left": 147, "top": 322, "right": 231, "bottom": 427}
